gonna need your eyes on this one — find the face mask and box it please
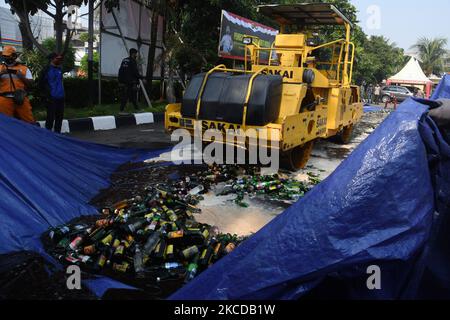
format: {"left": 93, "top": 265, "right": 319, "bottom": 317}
{"left": 2, "top": 57, "right": 15, "bottom": 65}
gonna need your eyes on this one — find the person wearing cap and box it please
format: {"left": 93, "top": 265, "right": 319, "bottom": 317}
{"left": 39, "top": 53, "right": 65, "bottom": 133}
{"left": 0, "top": 46, "right": 35, "bottom": 123}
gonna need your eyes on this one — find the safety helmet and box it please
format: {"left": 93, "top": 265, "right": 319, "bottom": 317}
{"left": 1, "top": 46, "right": 17, "bottom": 57}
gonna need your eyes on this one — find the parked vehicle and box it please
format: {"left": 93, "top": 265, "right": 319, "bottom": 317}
{"left": 380, "top": 86, "right": 414, "bottom": 103}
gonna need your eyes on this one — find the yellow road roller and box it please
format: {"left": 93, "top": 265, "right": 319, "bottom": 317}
{"left": 165, "top": 3, "right": 363, "bottom": 170}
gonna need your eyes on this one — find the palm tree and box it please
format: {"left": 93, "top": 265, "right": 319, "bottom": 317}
{"left": 411, "top": 37, "right": 448, "bottom": 76}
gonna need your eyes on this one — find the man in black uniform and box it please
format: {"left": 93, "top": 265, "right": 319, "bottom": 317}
{"left": 118, "top": 48, "right": 143, "bottom": 113}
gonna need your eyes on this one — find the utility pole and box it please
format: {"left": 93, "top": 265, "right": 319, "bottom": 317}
{"left": 88, "top": 0, "right": 95, "bottom": 106}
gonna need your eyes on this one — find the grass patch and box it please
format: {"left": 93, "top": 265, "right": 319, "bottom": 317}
{"left": 33, "top": 101, "right": 167, "bottom": 121}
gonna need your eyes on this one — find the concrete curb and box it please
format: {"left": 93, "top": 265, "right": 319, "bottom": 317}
{"left": 38, "top": 112, "right": 164, "bottom": 133}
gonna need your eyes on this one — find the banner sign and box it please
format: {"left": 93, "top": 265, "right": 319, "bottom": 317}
{"left": 218, "top": 10, "right": 278, "bottom": 61}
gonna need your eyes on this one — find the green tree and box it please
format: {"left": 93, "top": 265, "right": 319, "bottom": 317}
{"left": 80, "top": 51, "right": 99, "bottom": 77}
{"left": 107, "top": 0, "right": 405, "bottom": 88}
{"left": 266, "top": 0, "right": 404, "bottom": 84}
{"left": 412, "top": 37, "right": 448, "bottom": 76}
{"left": 166, "top": 0, "right": 262, "bottom": 75}
{"left": 353, "top": 36, "right": 404, "bottom": 84}
{"left": 21, "top": 38, "right": 76, "bottom": 76}
{"left": 78, "top": 32, "right": 98, "bottom": 43}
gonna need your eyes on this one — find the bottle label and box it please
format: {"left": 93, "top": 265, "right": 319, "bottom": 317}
{"left": 126, "top": 235, "right": 135, "bottom": 246}
{"left": 95, "top": 219, "right": 110, "bottom": 228}
{"left": 159, "top": 189, "right": 168, "bottom": 198}
{"left": 61, "top": 226, "right": 70, "bottom": 233}
{"left": 224, "top": 243, "right": 236, "bottom": 254}
{"left": 165, "top": 262, "right": 181, "bottom": 269}
{"left": 101, "top": 234, "right": 113, "bottom": 245}
{"left": 112, "top": 239, "right": 121, "bottom": 248}
{"left": 114, "top": 245, "right": 124, "bottom": 256}
{"left": 97, "top": 255, "right": 107, "bottom": 267}
{"left": 79, "top": 255, "right": 91, "bottom": 263}
{"left": 182, "top": 246, "right": 198, "bottom": 259}
{"left": 168, "top": 230, "right": 183, "bottom": 239}
{"left": 113, "top": 262, "right": 129, "bottom": 273}
{"left": 144, "top": 213, "right": 154, "bottom": 220}
{"left": 69, "top": 236, "right": 83, "bottom": 250}
{"left": 65, "top": 255, "right": 80, "bottom": 264}
{"left": 169, "top": 212, "right": 178, "bottom": 222}
{"left": 146, "top": 223, "right": 157, "bottom": 231}
{"left": 84, "top": 245, "right": 96, "bottom": 255}
{"left": 166, "top": 245, "right": 174, "bottom": 256}
{"left": 123, "top": 240, "right": 131, "bottom": 248}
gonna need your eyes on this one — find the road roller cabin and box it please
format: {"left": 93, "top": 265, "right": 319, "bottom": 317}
{"left": 165, "top": 3, "right": 363, "bottom": 170}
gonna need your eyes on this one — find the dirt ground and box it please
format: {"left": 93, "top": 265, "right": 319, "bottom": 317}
{"left": 145, "top": 110, "right": 390, "bottom": 236}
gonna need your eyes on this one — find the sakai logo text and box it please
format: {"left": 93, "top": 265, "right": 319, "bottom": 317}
{"left": 262, "top": 69, "right": 294, "bottom": 79}
{"left": 201, "top": 120, "right": 242, "bottom": 134}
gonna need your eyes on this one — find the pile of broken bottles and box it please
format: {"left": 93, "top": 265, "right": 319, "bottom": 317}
{"left": 43, "top": 164, "right": 320, "bottom": 295}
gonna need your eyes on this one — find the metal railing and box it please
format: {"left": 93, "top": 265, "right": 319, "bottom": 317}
{"left": 243, "top": 38, "right": 355, "bottom": 85}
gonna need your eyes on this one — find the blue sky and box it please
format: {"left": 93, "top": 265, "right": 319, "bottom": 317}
{"left": 352, "top": 0, "right": 450, "bottom": 50}
{"left": 1, "top": 0, "right": 449, "bottom": 50}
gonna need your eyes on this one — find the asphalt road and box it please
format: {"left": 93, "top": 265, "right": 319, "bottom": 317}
{"left": 69, "top": 122, "right": 175, "bottom": 149}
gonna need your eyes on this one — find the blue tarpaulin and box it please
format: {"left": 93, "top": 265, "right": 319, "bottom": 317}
{"left": 0, "top": 116, "right": 164, "bottom": 295}
{"left": 170, "top": 75, "right": 450, "bottom": 300}
{"left": 0, "top": 75, "right": 449, "bottom": 299}
{"left": 432, "top": 74, "right": 450, "bottom": 99}
{"left": 363, "top": 105, "right": 384, "bottom": 113}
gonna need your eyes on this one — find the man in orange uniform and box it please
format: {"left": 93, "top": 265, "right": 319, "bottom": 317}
{"left": 0, "top": 46, "right": 35, "bottom": 123}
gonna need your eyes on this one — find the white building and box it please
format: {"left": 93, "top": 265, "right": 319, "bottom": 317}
{"left": 0, "top": 7, "right": 22, "bottom": 50}
{"left": 30, "top": 13, "right": 55, "bottom": 43}
{"left": 0, "top": 7, "right": 55, "bottom": 51}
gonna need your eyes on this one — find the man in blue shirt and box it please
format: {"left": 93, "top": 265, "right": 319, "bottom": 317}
{"left": 42, "top": 53, "right": 65, "bottom": 133}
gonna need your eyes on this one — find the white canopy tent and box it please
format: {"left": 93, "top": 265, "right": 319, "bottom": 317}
{"left": 387, "top": 57, "right": 433, "bottom": 97}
